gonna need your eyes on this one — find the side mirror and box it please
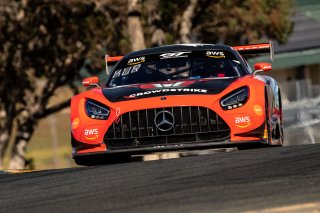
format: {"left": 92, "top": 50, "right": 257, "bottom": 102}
{"left": 253, "top": 62, "right": 272, "bottom": 75}
{"left": 82, "top": 76, "right": 100, "bottom": 87}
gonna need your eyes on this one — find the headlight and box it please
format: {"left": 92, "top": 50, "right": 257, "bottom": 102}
{"left": 85, "top": 99, "right": 110, "bottom": 120}
{"left": 220, "top": 86, "right": 249, "bottom": 110}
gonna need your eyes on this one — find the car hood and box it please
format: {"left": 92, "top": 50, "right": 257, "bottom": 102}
{"left": 102, "top": 78, "right": 238, "bottom": 102}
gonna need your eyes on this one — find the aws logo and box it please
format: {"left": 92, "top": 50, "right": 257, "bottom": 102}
{"left": 206, "top": 51, "right": 225, "bottom": 58}
{"left": 84, "top": 128, "right": 99, "bottom": 140}
{"left": 127, "top": 56, "right": 145, "bottom": 65}
{"left": 235, "top": 116, "right": 251, "bottom": 128}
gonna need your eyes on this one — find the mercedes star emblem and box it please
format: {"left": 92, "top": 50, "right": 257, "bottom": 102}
{"left": 154, "top": 110, "right": 175, "bottom": 131}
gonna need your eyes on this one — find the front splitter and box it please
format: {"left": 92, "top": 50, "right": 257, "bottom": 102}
{"left": 74, "top": 140, "right": 267, "bottom": 158}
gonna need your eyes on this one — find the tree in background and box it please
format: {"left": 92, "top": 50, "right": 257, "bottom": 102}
{"left": 0, "top": 0, "right": 294, "bottom": 169}
{"left": 156, "top": 0, "right": 293, "bottom": 45}
{"left": 195, "top": 0, "right": 294, "bottom": 45}
{"left": 0, "top": 0, "right": 127, "bottom": 169}
{"left": 128, "top": 0, "right": 145, "bottom": 51}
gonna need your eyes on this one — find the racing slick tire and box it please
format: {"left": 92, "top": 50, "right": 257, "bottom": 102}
{"left": 265, "top": 89, "right": 284, "bottom": 147}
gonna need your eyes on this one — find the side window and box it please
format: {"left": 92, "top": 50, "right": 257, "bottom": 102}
{"left": 230, "top": 60, "right": 242, "bottom": 76}
{"left": 238, "top": 55, "right": 253, "bottom": 74}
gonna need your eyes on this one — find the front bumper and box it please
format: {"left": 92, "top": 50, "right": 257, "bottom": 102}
{"left": 73, "top": 139, "right": 268, "bottom": 158}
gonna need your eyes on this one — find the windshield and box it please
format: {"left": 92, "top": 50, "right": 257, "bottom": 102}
{"left": 108, "top": 50, "right": 246, "bottom": 87}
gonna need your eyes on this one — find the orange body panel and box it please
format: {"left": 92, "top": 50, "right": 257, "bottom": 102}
{"left": 71, "top": 75, "right": 267, "bottom": 155}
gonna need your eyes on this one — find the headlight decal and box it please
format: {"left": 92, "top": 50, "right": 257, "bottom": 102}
{"left": 220, "top": 86, "right": 249, "bottom": 110}
{"left": 85, "top": 99, "right": 110, "bottom": 120}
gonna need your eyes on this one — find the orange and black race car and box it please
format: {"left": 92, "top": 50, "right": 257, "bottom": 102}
{"left": 71, "top": 43, "right": 283, "bottom": 165}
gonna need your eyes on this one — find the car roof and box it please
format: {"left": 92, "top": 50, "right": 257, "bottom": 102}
{"left": 124, "top": 44, "right": 234, "bottom": 58}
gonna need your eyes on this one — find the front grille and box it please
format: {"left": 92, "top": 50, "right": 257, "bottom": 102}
{"left": 105, "top": 107, "right": 230, "bottom": 149}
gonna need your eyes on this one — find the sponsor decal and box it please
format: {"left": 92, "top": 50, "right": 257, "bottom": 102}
{"left": 112, "top": 64, "right": 141, "bottom": 78}
{"left": 152, "top": 82, "right": 184, "bottom": 88}
{"left": 122, "top": 67, "right": 131, "bottom": 76}
{"left": 127, "top": 56, "right": 145, "bottom": 65}
{"left": 71, "top": 117, "right": 80, "bottom": 130}
{"left": 159, "top": 51, "right": 191, "bottom": 59}
{"left": 112, "top": 69, "right": 122, "bottom": 78}
{"left": 235, "top": 116, "right": 251, "bottom": 128}
{"left": 84, "top": 128, "right": 99, "bottom": 140}
{"left": 116, "top": 108, "right": 121, "bottom": 116}
{"left": 131, "top": 64, "right": 140, "bottom": 73}
{"left": 128, "top": 88, "right": 208, "bottom": 98}
{"left": 206, "top": 51, "right": 225, "bottom": 58}
{"left": 254, "top": 104, "right": 263, "bottom": 116}
{"left": 139, "top": 81, "right": 195, "bottom": 89}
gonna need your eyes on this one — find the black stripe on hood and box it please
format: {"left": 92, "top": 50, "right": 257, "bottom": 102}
{"left": 102, "top": 78, "right": 238, "bottom": 102}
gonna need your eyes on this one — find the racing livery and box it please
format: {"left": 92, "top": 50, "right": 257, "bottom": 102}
{"left": 71, "top": 43, "right": 283, "bottom": 165}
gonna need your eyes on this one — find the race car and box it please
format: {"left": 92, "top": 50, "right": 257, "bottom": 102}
{"left": 71, "top": 42, "right": 283, "bottom": 165}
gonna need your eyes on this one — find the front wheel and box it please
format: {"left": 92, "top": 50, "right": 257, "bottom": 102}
{"left": 265, "top": 94, "right": 284, "bottom": 146}
{"left": 265, "top": 93, "right": 272, "bottom": 145}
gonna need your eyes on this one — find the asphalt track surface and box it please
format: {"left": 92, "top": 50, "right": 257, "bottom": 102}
{"left": 1, "top": 144, "right": 320, "bottom": 213}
